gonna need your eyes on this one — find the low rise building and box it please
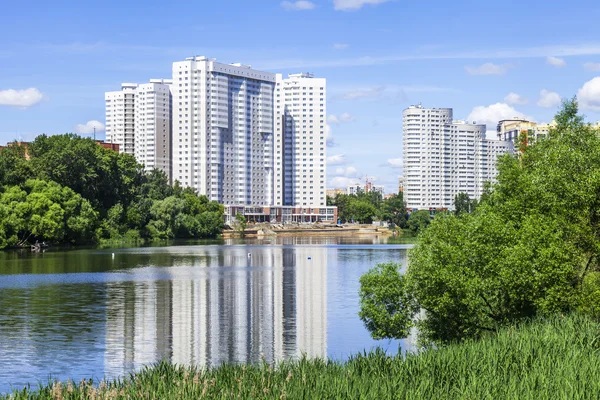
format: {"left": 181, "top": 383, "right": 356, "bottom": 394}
{"left": 224, "top": 205, "right": 337, "bottom": 225}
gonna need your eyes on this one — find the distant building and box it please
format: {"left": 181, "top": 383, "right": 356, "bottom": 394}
{"left": 105, "top": 79, "right": 173, "bottom": 179}
{"left": 347, "top": 179, "right": 384, "bottom": 196}
{"left": 347, "top": 184, "right": 361, "bottom": 195}
{"left": 497, "top": 119, "right": 554, "bottom": 148}
{"left": 403, "top": 105, "right": 513, "bottom": 211}
{"left": 326, "top": 188, "right": 345, "bottom": 198}
{"left": 95, "top": 140, "right": 120, "bottom": 152}
{"left": 398, "top": 176, "right": 406, "bottom": 193}
{"left": 105, "top": 83, "right": 137, "bottom": 156}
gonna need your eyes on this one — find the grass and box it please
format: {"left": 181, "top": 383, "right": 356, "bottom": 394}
{"left": 4, "top": 314, "right": 600, "bottom": 399}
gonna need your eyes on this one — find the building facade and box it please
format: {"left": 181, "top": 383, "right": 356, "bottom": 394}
{"left": 133, "top": 79, "right": 173, "bottom": 179}
{"left": 171, "top": 56, "right": 276, "bottom": 206}
{"left": 403, "top": 105, "right": 513, "bottom": 210}
{"left": 274, "top": 73, "right": 327, "bottom": 208}
{"left": 105, "top": 83, "right": 137, "bottom": 155}
{"left": 496, "top": 119, "right": 554, "bottom": 149}
{"left": 105, "top": 80, "right": 173, "bottom": 179}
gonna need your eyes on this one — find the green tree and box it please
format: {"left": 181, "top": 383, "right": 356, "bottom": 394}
{"left": 0, "top": 180, "right": 98, "bottom": 248}
{"left": 407, "top": 210, "right": 430, "bottom": 234}
{"left": 359, "top": 99, "right": 600, "bottom": 345}
{"left": 380, "top": 193, "right": 407, "bottom": 227}
{"left": 453, "top": 192, "right": 477, "bottom": 216}
{"left": 234, "top": 213, "right": 247, "bottom": 237}
{"left": 347, "top": 200, "right": 378, "bottom": 224}
{"left": 0, "top": 143, "right": 31, "bottom": 187}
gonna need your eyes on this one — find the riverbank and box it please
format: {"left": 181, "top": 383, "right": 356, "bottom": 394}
{"left": 4, "top": 314, "right": 599, "bottom": 399}
{"left": 222, "top": 223, "right": 403, "bottom": 238}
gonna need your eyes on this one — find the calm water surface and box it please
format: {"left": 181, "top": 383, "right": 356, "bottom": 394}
{"left": 0, "top": 236, "right": 413, "bottom": 392}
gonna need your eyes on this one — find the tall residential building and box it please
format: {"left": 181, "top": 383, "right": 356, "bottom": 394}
{"left": 105, "top": 80, "right": 173, "bottom": 179}
{"left": 274, "top": 73, "right": 327, "bottom": 207}
{"left": 105, "top": 83, "right": 137, "bottom": 155}
{"left": 403, "top": 105, "right": 512, "bottom": 210}
{"left": 172, "top": 56, "right": 276, "bottom": 205}
{"left": 133, "top": 79, "right": 173, "bottom": 179}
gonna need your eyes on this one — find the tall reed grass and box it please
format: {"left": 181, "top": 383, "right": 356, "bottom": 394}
{"left": 4, "top": 313, "right": 600, "bottom": 399}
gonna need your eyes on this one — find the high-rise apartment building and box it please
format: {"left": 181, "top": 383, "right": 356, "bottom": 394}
{"left": 133, "top": 79, "right": 173, "bottom": 179}
{"left": 105, "top": 80, "right": 173, "bottom": 179}
{"left": 403, "top": 105, "right": 512, "bottom": 210}
{"left": 105, "top": 83, "right": 137, "bottom": 155}
{"left": 171, "top": 56, "right": 276, "bottom": 205}
{"left": 274, "top": 73, "right": 327, "bottom": 207}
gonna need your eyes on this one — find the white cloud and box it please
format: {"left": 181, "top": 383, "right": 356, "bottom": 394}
{"left": 281, "top": 1, "right": 315, "bottom": 11}
{"left": 504, "top": 92, "right": 528, "bottom": 106}
{"left": 330, "top": 176, "right": 357, "bottom": 188}
{"left": 325, "top": 124, "right": 335, "bottom": 147}
{"left": 333, "top": 0, "right": 391, "bottom": 11}
{"left": 327, "top": 115, "right": 340, "bottom": 124}
{"left": 387, "top": 158, "right": 403, "bottom": 168}
{"left": 537, "top": 90, "right": 561, "bottom": 108}
{"left": 577, "top": 77, "right": 600, "bottom": 111}
{"left": 584, "top": 62, "right": 600, "bottom": 72}
{"left": 327, "top": 112, "right": 355, "bottom": 124}
{"left": 75, "top": 120, "right": 105, "bottom": 134}
{"left": 334, "top": 166, "right": 359, "bottom": 178}
{"left": 546, "top": 56, "right": 566, "bottom": 68}
{"left": 0, "top": 88, "right": 44, "bottom": 108}
{"left": 327, "top": 154, "right": 348, "bottom": 165}
{"left": 465, "top": 62, "right": 512, "bottom": 75}
{"left": 343, "top": 86, "right": 385, "bottom": 100}
{"left": 333, "top": 43, "right": 349, "bottom": 50}
{"left": 467, "top": 103, "right": 531, "bottom": 128}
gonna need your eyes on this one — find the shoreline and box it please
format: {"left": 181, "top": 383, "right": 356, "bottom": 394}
{"left": 222, "top": 224, "right": 394, "bottom": 238}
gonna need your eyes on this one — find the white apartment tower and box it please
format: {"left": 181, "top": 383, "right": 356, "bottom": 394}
{"left": 105, "top": 83, "right": 137, "bottom": 155}
{"left": 133, "top": 79, "right": 173, "bottom": 179}
{"left": 274, "top": 73, "right": 327, "bottom": 207}
{"left": 105, "top": 80, "right": 173, "bottom": 179}
{"left": 172, "top": 56, "right": 276, "bottom": 205}
{"left": 403, "top": 105, "right": 512, "bottom": 210}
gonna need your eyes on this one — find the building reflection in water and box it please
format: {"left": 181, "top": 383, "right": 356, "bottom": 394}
{"left": 104, "top": 245, "right": 327, "bottom": 377}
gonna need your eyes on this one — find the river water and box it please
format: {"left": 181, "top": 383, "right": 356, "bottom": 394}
{"left": 0, "top": 236, "right": 413, "bottom": 393}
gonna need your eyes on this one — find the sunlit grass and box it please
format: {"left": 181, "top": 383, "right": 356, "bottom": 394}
{"left": 4, "top": 314, "right": 600, "bottom": 399}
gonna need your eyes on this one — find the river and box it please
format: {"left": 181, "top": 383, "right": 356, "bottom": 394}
{"left": 0, "top": 236, "right": 413, "bottom": 393}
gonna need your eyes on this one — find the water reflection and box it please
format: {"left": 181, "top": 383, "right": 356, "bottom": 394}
{"left": 0, "top": 237, "right": 410, "bottom": 392}
{"left": 103, "top": 247, "right": 327, "bottom": 378}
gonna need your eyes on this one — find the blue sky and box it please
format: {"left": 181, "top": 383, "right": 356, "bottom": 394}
{"left": 2, "top": 0, "right": 600, "bottom": 192}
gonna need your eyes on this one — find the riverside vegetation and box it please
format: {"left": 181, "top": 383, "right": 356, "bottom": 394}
{"left": 3, "top": 314, "right": 600, "bottom": 399}
{"left": 359, "top": 99, "right": 600, "bottom": 345}
{"left": 0, "top": 134, "right": 223, "bottom": 249}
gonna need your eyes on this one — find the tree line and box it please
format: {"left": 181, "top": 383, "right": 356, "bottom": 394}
{"left": 327, "top": 190, "right": 412, "bottom": 227}
{"left": 0, "top": 134, "right": 223, "bottom": 249}
{"left": 359, "top": 99, "right": 600, "bottom": 346}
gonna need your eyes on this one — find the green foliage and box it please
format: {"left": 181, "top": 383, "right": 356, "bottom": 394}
{"left": 407, "top": 210, "right": 430, "bottom": 234}
{"left": 380, "top": 192, "right": 408, "bottom": 227}
{"left": 0, "top": 179, "right": 98, "bottom": 247}
{"left": 0, "top": 134, "right": 224, "bottom": 249}
{"left": 6, "top": 314, "right": 600, "bottom": 399}
{"left": 0, "top": 143, "right": 31, "bottom": 186}
{"left": 359, "top": 263, "right": 416, "bottom": 339}
{"left": 234, "top": 212, "right": 247, "bottom": 236}
{"left": 329, "top": 190, "right": 406, "bottom": 225}
{"left": 360, "top": 99, "right": 600, "bottom": 345}
{"left": 453, "top": 192, "right": 478, "bottom": 216}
